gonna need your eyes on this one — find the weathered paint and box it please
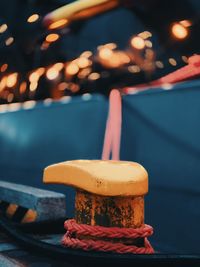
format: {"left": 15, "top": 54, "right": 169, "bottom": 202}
{"left": 75, "top": 189, "right": 145, "bottom": 246}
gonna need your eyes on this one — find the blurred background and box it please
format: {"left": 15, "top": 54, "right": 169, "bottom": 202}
{"left": 0, "top": 0, "right": 200, "bottom": 103}
{"left": 0, "top": 0, "right": 200, "bottom": 255}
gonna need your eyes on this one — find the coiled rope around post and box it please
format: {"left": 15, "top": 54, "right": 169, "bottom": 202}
{"left": 62, "top": 219, "right": 154, "bottom": 254}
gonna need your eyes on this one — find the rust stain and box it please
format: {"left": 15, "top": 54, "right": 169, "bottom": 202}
{"left": 75, "top": 190, "right": 144, "bottom": 228}
{"left": 75, "top": 190, "right": 145, "bottom": 246}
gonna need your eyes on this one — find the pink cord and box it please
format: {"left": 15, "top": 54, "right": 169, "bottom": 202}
{"left": 123, "top": 54, "right": 200, "bottom": 94}
{"left": 102, "top": 89, "right": 122, "bottom": 160}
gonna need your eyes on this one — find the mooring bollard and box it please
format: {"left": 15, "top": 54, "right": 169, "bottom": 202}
{"left": 44, "top": 160, "right": 154, "bottom": 253}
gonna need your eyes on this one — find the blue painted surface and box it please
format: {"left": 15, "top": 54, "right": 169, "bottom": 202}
{"left": 0, "top": 94, "right": 108, "bottom": 216}
{"left": 121, "top": 81, "right": 200, "bottom": 253}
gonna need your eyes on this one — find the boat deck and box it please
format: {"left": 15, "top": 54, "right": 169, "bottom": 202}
{"left": 0, "top": 232, "right": 71, "bottom": 267}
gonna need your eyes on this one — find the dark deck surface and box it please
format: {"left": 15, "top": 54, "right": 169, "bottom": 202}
{"left": 0, "top": 232, "right": 77, "bottom": 267}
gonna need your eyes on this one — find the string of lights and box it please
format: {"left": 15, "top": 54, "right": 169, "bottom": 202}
{"left": 0, "top": 8, "right": 197, "bottom": 105}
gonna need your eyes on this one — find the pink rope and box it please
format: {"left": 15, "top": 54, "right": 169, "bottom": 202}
{"left": 123, "top": 54, "right": 200, "bottom": 94}
{"left": 101, "top": 54, "right": 199, "bottom": 158}
{"left": 102, "top": 56, "right": 200, "bottom": 156}
{"left": 155, "top": 54, "right": 200, "bottom": 84}
{"left": 62, "top": 219, "right": 154, "bottom": 254}
{"left": 102, "top": 89, "right": 122, "bottom": 160}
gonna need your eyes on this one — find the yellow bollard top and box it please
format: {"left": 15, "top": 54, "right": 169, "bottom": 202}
{"left": 43, "top": 160, "right": 148, "bottom": 197}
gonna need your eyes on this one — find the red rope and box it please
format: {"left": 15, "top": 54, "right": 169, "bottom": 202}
{"left": 62, "top": 219, "right": 154, "bottom": 254}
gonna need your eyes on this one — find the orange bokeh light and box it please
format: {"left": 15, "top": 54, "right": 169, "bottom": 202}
{"left": 46, "top": 67, "right": 59, "bottom": 80}
{"left": 46, "top": 33, "right": 60, "bottom": 43}
{"left": 27, "top": 14, "right": 39, "bottom": 23}
{"left": 171, "top": 23, "right": 188, "bottom": 39}
{"left": 0, "top": 76, "right": 7, "bottom": 91}
{"left": 5, "top": 37, "right": 14, "bottom": 46}
{"left": 1, "top": 63, "right": 8, "bottom": 72}
{"left": 131, "top": 36, "right": 145, "bottom": 50}
{"left": 30, "top": 82, "right": 38, "bottom": 92}
{"left": 19, "top": 82, "right": 27, "bottom": 94}
{"left": 99, "top": 48, "right": 113, "bottom": 60}
{"left": 54, "top": 62, "right": 64, "bottom": 71}
{"left": 80, "top": 51, "right": 92, "bottom": 58}
{"left": 36, "top": 67, "right": 45, "bottom": 76}
{"left": 66, "top": 63, "right": 79, "bottom": 76}
{"left": 6, "top": 73, "right": 18, "bottom": 88}
{"left": 58, "top": 82, "right": 68, "bottom": 91}
{"left": 77, "top": 57, "right": 91, "bottom": 68}
{"left": 88, "top": 72, "right": 100, "bottom": 81}
{"left": 0, "top": 24, "right": 8, "bottom": 33}
{"left": 49, "top": 19, "right": 68, "bottom": 30}
{"left": 180, "top": 20, "right": 192, "bottom": 27}
{"left": 29, "top": 72, "right": 40, "bottom": 83}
